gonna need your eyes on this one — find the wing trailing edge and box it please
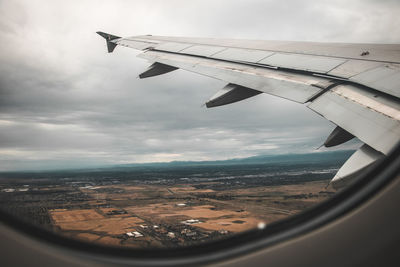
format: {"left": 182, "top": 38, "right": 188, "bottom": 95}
{"left": 308, "top": 84, "right": 400, "bottom": 156}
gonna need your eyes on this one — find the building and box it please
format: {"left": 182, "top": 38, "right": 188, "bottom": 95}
{"left": 126, "top": 231, "right": 143, "bottom": 238}
{"left": 167, "top": 232, "right": 175, "bottom": 238}
{"left": 181, "top": 219, "right": 202, "bottom": 225}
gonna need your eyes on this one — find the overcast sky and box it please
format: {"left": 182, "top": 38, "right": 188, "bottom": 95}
{"left": 0, "top": 0, "right": 399, "bottom": 171}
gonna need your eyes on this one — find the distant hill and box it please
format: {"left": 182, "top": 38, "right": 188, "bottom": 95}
{"left": 0, "top": 150, "right": 355, "bottom": 175}
{"left": 0, "top": 150, "right": 355, "bottom": 179}
{"left": 111, "top": 150, "right": 355, "bottom": 169}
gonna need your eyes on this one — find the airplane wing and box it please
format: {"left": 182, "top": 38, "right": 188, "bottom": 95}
{"left": 97, "top": 31, "right": 400, "bottom": 189}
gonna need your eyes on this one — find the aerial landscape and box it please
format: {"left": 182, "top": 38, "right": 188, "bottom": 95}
{"left": 0, "top": 151, "right": 351, "bottom": 248}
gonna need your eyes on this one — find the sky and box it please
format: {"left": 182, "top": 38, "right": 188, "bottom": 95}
{"left": 0, "top": 0, "right": 399, "bottom": 171}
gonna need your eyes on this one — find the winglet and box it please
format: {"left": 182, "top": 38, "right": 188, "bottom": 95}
{"left": 96, "top": 31, "right": 121, "bottom": 53}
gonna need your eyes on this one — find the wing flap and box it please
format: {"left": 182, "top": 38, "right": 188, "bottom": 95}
{"left": 308, "top": 84, "right": 400, "bottom": 155}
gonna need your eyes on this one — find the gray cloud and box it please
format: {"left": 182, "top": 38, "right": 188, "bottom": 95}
{"left": 0, "top": 0, "right": 397, "bottom": 171}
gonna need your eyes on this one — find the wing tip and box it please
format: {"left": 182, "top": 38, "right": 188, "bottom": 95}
{"left": 96, "top": 31, "right": 121, "bottom": 40}
{"left": 96, "top": 31, "right": 121, "bottom": 53}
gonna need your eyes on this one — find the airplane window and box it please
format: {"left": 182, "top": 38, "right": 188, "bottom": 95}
{"left": 0, "top": 1, "right": 398, "bottom": 264}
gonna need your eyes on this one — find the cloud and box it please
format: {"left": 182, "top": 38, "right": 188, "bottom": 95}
{"left": 1, "top": 0, "right": 398, "bottom": 170}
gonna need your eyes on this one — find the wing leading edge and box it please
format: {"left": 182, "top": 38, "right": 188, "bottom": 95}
{"left": 97, "top": 31, "right": 400, "bottom": 189}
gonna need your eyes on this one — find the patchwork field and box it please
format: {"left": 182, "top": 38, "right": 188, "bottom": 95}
{"left": 41, "top": 180, "right": 335, "bottom": 247}
{"left": 52, "top": 216, "right": 144, "bottom": 234}
{"left": 51, "top": 209, "right": 104, "bottom": 223}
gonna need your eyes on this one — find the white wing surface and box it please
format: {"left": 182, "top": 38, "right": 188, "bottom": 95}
{"left": 97, "top": 32, "right": 400, "bottom": 189}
